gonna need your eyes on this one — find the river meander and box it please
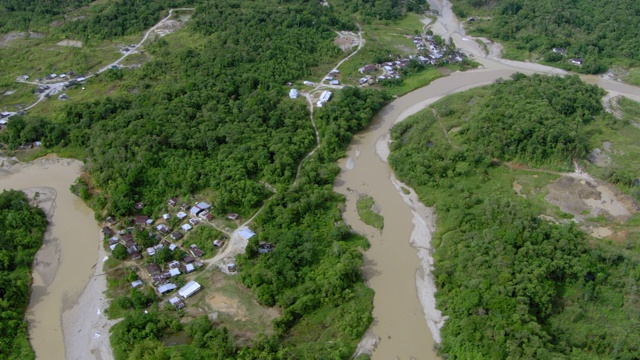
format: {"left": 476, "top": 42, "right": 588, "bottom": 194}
{"left": 336, "top": 1, "right": 640, "bottom": 358}
{"left": 2, "top": 1, "right": 640, "bottom": 358}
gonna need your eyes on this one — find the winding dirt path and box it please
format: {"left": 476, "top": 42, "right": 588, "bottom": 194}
{"left": 11, "top": 8, "right": 196, "bottom": 116}
{"left": 293, "top": 26, "right": 365, "bottom": 186}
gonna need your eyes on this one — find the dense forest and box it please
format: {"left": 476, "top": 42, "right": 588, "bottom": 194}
{"left": 0, "top": 190, "right": 48, "bottom": 359}
{"left": 0, "top": 0, "right": 91, "bottom": 32}
{"left": 2, "top": 0, "right": 392, "bottom": 358}
{"left": 332, "top": 0, "right": 428, "bottom": 22}
{"left": 60, "top": 0, "right": 197, "bottom": 42}
{"left": 450, "top": 0, "right": 640, "bottom": 73}
{"left": 0, "top": 0, "right": 195, "bottom": 40}
{"left": 389, "top": 74, "right": 640, "bottom": 358}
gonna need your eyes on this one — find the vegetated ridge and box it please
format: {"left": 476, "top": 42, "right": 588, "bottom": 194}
{"left": 389, "top": 74, "right": 640, "bottom": 358}
{"left": 450, "top": 0, "right": 640, "bottom": 74}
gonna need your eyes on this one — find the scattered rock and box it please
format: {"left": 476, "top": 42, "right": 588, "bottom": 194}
{"left": 588, "top": 148, "right": 611, "bottom": 167}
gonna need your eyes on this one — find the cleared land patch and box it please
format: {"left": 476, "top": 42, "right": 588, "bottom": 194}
{"left": 56, "top": 40, "right": 82, "bottom": 47}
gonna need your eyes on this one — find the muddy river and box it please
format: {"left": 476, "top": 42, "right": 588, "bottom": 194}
{"left": 0, "top": 156, "right": 98, "bottom": 359}
{"left": 336, "top": 0, "right": 640, "bottom": 359}
{"left": 0, "top": 1, "right": 638, "bottom": 359}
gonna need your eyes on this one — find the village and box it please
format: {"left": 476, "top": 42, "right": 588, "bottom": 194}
{"left": 284, "top": 32, "right": 466, "bottom": 109}
{"left": 355, "top": 34, "right": 465, "bottom": 86}
{"left": 100, "top": 197, "right": 267, "bottom": 311}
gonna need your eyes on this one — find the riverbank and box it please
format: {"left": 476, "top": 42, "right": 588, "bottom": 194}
{"left": 62, "top": 231, "right": 117, "bottom": 360}
{"left": 0, "top": 155, "right": 112, "bottom": 360}
{"left": 342, "top": 33, "right": 640, "bottom": 359}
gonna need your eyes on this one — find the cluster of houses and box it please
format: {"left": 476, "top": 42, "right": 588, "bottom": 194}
{"left": 552, "top": 47, "right": 583, "bottom": 66}
{"left": 103, "top": 197, "right": 229, "bottom": 309}
{"left": 324, "top": 69, "right": 341, "bottom": 86}
{"left": 40, "top": 71, "right": 86, "bottom": 83}
{"left": 357, "top": 35, "right": 465, "bottom": 85}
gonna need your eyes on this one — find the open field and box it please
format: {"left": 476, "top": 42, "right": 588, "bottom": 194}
{"left": 198, "top": 271, "right": 280, "bottom": 344}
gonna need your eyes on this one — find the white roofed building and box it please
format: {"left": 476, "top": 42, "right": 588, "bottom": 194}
{"left": 239, "top": 228, "right": 256, "bottom": 240}
{"left": 158, "top": 283, "right": 177, "bottom": 294}
{"left": 178, "top": 281, "right": 201, "bottom": 298}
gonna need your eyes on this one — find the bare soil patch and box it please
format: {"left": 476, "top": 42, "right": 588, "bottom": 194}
{"left": 153, "top": 19, "right": 185, "bottom": 38}
{"left": 57, "top": 39, "right": 83, "bottom": 48}
{"left": 588, "top": 148, "right": 611, "bottom": 167}
{"left": 334, "top": 31, "right": 359, "bottom": 51}
{"left": 200, "top": 271, "right": 280, "bottom": 342}
{"left": 207, "top": 293, "right": 248, "bottom": 321}
{"left": 590, "top": 226, "right": 613, "bottom": 238}
{"left": 545, "top": 176, "right": 637, "bottom": 223}
{"left": 1, "top": 32, "right": 26, "bottom": 46}
{"left": 512, "top": 181, "right": 523, "bottom": 197}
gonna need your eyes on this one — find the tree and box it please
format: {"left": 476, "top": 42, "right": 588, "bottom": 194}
{"left": 113, "top": 244, "right": 128, "bottom": 260}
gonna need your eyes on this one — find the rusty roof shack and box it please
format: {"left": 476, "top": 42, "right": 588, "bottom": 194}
{"left": 168, "top": 197, "right": 179, "bottom": 206}
{"left": 135, "top": 215, "right": 149, "bottom": 226}
{"left": 170, "top": 232, "right": 184, "bottom": 241}
{"left": 189, "top": 244, "right": 204, "bottom": 258}
{"left": 152, "top": 274, "right": 167, "bottom": 286}
{"left": 102, "top": 226, "right": 115, "bottom": 236}
{"left": 157, "top": 224, "right": 171, "bottom": 234}
{"left": 122, "top": 234, "right": 134, "bottom": 242}
{"left": 199, "top": 211, "right": 214, "bottom": 221}
{"left": 169, "top": 296, "right": 185, "bottom": 310}
{"left": 146, "top": 263, "right": 162, "bottom": 276}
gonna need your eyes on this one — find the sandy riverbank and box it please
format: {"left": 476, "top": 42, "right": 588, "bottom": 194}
{"left": 62, "top": 231, "right": 117, "bottom": 360}
{"left": 390, "top": 175, "right": 445, "bottom": 343}
{"left": 0, "top": 155, "right": 114, "bottom": 359}
{"left": 374, "top": 106, "right": 446, "bottom": 343}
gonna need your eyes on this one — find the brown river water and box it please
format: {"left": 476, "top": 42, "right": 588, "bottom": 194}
{"left": 0, "top": 156, "right": 98, "bottom": 359}
{"left": 336, "top": 0, "right": 640, "bottom": 359}
{"left": 0, "top": 0, "right": 638, "bottom": 358}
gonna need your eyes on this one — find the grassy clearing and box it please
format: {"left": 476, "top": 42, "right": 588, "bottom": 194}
{"left": 199, "top": 271, "right": 278, "bottom": 343}
{"left": 356, "top": 194, "right": 384, "bottom": 230}
{"left": 383, "top": 67, "right": 444, "bottom": 97}
{"left": 181, "top": 226, "right": 221, "bottom": 260}
{"left": 623, "top": 68, "right": 640, "bottom": 86}
{"left": 474, "top": 39, "right": 489, "bottom": 55}
{"left": 0, "top": 83, "right": 36, "bottom": 111}
{"left": 619, "top": 96, "right": 640, "bottom": 120}
{"left": 582, "top": 97, "right": 640, "bottom": 192}
{"left": 364, "top": 13, "right": 425, "bottom": 53}
{"left": 0, "top": 36, "right": 120, "bottom": 83}
{"left": 337, "top": 12, "right": 426, "bottom": 83}
{"left": 426, "top": 84, "right": 640, "bottom": 253}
